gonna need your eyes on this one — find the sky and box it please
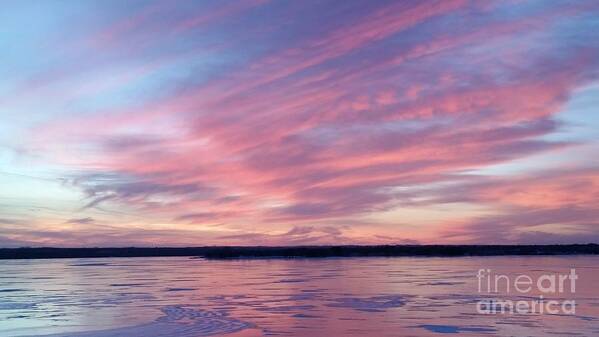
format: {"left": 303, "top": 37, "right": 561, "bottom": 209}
{"left": 1, "top": 0, "right": 598, "bottom": 247}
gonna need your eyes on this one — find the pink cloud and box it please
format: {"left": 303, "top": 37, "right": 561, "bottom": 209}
{"left": 9, "top": 0, "right": 599, "bottom": 245}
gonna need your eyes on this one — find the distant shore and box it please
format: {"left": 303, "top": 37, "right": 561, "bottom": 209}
{"left": 1, "top": 244, "right": 598, "bottom": 260}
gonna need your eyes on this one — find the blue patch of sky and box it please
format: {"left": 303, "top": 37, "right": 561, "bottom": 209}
{"left": 471, "top": 82, "right": 599, "bottom": 177}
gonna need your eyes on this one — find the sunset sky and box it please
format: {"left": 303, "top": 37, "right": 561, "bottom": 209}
{"left": 1, "top": 0, "right": 598, "bottom": 247}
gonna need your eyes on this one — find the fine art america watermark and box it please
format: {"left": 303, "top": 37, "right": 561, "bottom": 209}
{"left": 476, "top": 269, "right": 577, "bottom": 315}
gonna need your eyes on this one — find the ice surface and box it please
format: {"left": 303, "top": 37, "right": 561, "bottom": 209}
{"left": 418, "top": 324, "right": 497, "bottom": 334}
{"left": 327, "top": 295, "right": 406, "bottom": 312}
{"left": 21, "top": 306, "right": 252, "bottom": 337}
{"left": 1, "top": 256, "right": 599, "bottom": 337}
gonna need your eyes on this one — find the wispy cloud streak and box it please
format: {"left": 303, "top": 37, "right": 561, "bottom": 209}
{"left": 1, "top": 0, "right": 598, "bottom": 246}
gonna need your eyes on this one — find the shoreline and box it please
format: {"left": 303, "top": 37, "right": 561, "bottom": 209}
{"left": 1, "top": 244, "right": 598, "bottom": 260}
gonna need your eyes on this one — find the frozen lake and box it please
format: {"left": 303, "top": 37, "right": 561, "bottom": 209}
{"left": 1, "top": 256, "right": 598, "bottom": 336}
